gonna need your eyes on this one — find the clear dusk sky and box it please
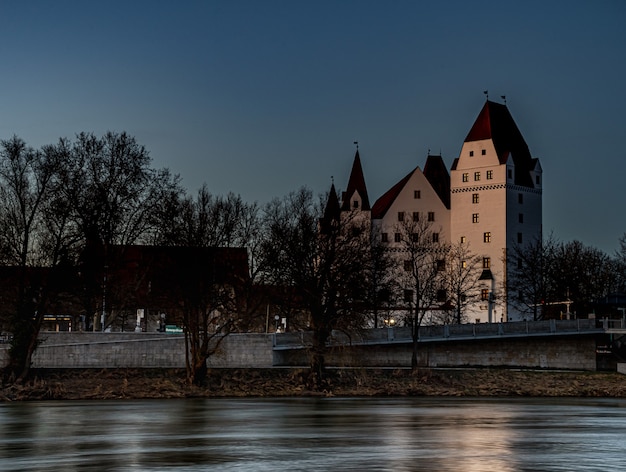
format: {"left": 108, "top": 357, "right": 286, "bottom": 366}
{"left": 1, "top": 1, "right": 625, "bottom": 254}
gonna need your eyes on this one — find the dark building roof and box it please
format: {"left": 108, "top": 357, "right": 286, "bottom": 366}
{"left": 371, "top": 168, "right": 415, "bottom": 219}
{"left": 423, "top": 154, "right": 451, "bottom": 209}
{"left": 320, "top": 183, "right": 340, "bottom": 234}
{"left": 464, "top": 100, "right": 535, "bottom": 187}
{"left": 340, "top": 150, "right": 371, "bottom": 211}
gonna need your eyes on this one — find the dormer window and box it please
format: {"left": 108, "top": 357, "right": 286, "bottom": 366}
{"left": 536, "top": 175, "right": 541, "bottom": 185}
{"left": 508, "top": 169, "right": 513, "bottom": 179}
{"left": 353, "top": 200, "right": 359, "bottom": 208}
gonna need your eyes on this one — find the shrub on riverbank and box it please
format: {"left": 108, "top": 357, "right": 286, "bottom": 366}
{"left": 1, "top": 368, "right": 626, "bottom": 401}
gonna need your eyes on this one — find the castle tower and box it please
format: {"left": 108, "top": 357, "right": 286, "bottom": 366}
{"left": 450, "top": 100, "right": 542, "bottom": 322}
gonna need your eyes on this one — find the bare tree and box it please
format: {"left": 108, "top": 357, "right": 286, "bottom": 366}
{"left": 439, "top": 240, "right": 483, "bottom": 324}
{"left": 0, "top": 136, "right": 61, "bottom": 382}
{"left": 394, "top": 214, "right": 446, "bottom": 371}
{"left": 261, "top": 186, "right": 373, "bottom": 388}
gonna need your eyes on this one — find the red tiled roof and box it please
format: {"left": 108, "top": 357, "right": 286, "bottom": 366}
{"left": 371, "top": 167, "right": 415, "bottom": 219}
{"left": 340, "top": 150, "right": 371, "bottom": 211}
{"left": 465, "top": 100, "right": 534, "bottom": 187}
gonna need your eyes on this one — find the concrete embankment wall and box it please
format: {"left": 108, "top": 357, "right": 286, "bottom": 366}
{"left": 274, "top": 336, "right": 599, "bottom": 370}
{"left": 0, "top": 332, "right": 275, "bottom": 369}
{"left": 0, "top": 331, "right": 600, "bottom": 370}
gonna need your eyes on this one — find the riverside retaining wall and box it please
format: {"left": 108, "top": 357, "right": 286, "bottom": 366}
{"left": 0, "top": 329, "right": 603, "bottom": 370}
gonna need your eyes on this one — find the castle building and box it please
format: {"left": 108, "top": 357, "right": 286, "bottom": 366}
{"left": 335, "top": 99, "right": 542, "bottom": 323}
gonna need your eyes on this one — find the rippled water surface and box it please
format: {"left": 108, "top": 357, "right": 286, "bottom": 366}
{"left": 1, "top": 397, "right": 626, "bottom": 471}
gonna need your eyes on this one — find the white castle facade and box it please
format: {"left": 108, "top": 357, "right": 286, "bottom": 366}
{"left": 332, "top": 99, "right": 542, "bottom": 323}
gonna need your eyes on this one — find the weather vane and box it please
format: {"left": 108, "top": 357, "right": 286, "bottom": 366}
{"left": 483, "top": 90, "right": 489, "bottom": 100}
{"left": 501, "top": 95, "right": 507, "bottom": 104}
{"left": 353, "top": 141, "right": 359, "bottom": 150}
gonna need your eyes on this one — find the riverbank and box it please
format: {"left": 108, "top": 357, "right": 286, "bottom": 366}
{"left": 2, "top": 368, "right": 626, "bottom": 401}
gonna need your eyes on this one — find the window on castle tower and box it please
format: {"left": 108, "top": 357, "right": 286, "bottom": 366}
{"left": 472, "top": 213, "right": 479, "bottom": 223}
{"left": 483, "top": 232, "right": 491, "bottom": 243}
{"left": 462, "top": 173, "right": 469, "bottom": 182}
{"left": 483, "top": 257, "right": 491, "bottom": 269}
{"left": 517, "top": 233, "right": 523, "bottom": 244}
{"left": 536, "top": 175, "right": 541, "bottom": 185}
{"left": 381, "top": 233, "right": 388, "bottom": 242}
{"left": 474, "top": 172, "right": 480, "bottom": 181}
{"left": 519, "top": 213, "right": 524, "bottom": 223}
{"left": 353, "top": 200, "right": 359, "bottom": 208}
{"left": 486, "top": 170, "right": 493, "bottom": 180}
{"left": 481, "top": 149, "right": 486, "bottom": 155}
{"left": 508, "top": 169, "right": 513, "bottom": 179}
{"left": 460, "top": 236, "right": 466, "bottom": 244}
{"left": 398, "top": 211, "right": 404, "bottom": 222}
{"left": 428, "top": 212, "right": 435, "bottom": 222}
{"left": 414, "top": 190, "right": 421, "bottom": 199}
{"left": 394, "top": 233, "right": 401, "bottom": 242}
{"left": 469, "top": 150, "right": 474, "bottom": 157}
{"left": 481, "top": 289, "right": 489, "bottom": 301}
{"left": 432, "top": 232, "right": 439, "bottom": 243}
{"left": 412, "top": 211, "right": 419, "bottom": 221}
{"left": 472, "top": 193, "right": 479, "bottom": 204}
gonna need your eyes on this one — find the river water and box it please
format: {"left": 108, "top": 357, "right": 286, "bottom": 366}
{"left": 1, "top": 397, "right": 625, "bottom": 471}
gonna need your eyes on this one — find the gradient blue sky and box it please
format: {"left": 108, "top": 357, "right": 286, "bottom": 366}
{"left": 1, "top": 1, "right": 625, "bottom": 254}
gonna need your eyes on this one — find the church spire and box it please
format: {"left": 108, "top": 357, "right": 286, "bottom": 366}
{"left": 340, "top": 149, "right": 370, "bottom": 211}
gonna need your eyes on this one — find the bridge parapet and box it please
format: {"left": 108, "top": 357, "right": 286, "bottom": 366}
{"left": 273, "top": 319, "right": 605, "bottom": 349}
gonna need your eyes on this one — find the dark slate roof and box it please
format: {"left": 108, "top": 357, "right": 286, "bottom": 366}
{"left": 320, "top": 183, "right": 340, "bottom": 234}
{"left": 465, "top": 100, "right": 534, "bottom": 187}
{"left": 340, "top": 150, "right": 371, "bottom": 211}
{"left": 371, "top": 168, "right": 415, "bottom": 219}
{"left": 423, "top": 154, "right": 450, "bottom": 209}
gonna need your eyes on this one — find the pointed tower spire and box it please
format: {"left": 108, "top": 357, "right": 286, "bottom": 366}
{"left": 340, "top": 149, "right": 370, "bottom": 211}
{"left": 320, "top": 182, "right": 340, "bottom": 235}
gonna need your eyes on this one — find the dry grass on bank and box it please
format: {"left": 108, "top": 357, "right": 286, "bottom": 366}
{"left": 1, "top": 368, "right": 626, "bottom": 401}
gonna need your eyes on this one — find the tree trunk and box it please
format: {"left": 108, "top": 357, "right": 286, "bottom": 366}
{"left": 309, "top": 326, "right": 330, "bottom": 390}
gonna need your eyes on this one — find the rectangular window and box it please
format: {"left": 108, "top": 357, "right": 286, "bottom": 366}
{"left": 481, "top": 149, "right": 486, "bottom": 155}
{"left": 518, "top": 193, "right": 524, "bottom": 204}
{"left": 381, "top": 232, "right": 388, "bottom": 242}
{"left": 472, "top": 193, "right": 479, "bottom": 204}
{"left": 519, "top": 213, "right": 524, "bottom": 223}
{"left": 483, "top": 232, "right": 491, "bottom": 243}
{"left": 411, "top": 232, "right": 419, "bottom": 242}
{"left": 437, "top": 289, "right": 447, "bottom": 303}
{"left": 508, "top": 169, "right": 513, "bottom": 179}
{"left": 428, "top": 211, "right": 435, "bottom": 222}
{"left": 469, "top": 150, "right": 474, "bottom": 157}
{"left": 472, "top": 213, "right": 479, "bottom": 223}
{"left": 483, "top": 257, "right": 490, "bottom": 269}
{"left": 460, "top": 236, "right": 466, "bottom": 244}
{"left": 412, "top": 211, "right": 419, "bottom": 221}
{"left": 486, "top": 170, "right": 493, "bottom": 180}
{"left": 398, "top": 211, "right": 404, "bottom": 222}
{"left": 394, "top": 233, "right": 401, "bottom": 242}
{"left": 462, "top": 260, "right": 467, "bottom": 269}
{"left": 403, "top": 260, "right": 412, "bottom": 272}
{"left": 517, "top": 232, "right": 523, "bottom": 244}
{"left": 536, "top": 175, "right": 541, "bottom": 185}
{"left": 474, "top": 172, "right": 481, "bottom": 181}
{"left": 414, "top": 190, "right": 421, "bottom": 199}
{"left": 481, "top": 289, "right": 489, "bottom": 301}
{"left": 353, "top": 200, "right": 359, "bottom": 208}
{"left": 432, "top": 232, "right": 439, "bottom": 243}
{"left": 517, "top": 256, "right": 522, "bottom": 269}
{"left": 462, "top": 173, "right": 469, "bottom": 182}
